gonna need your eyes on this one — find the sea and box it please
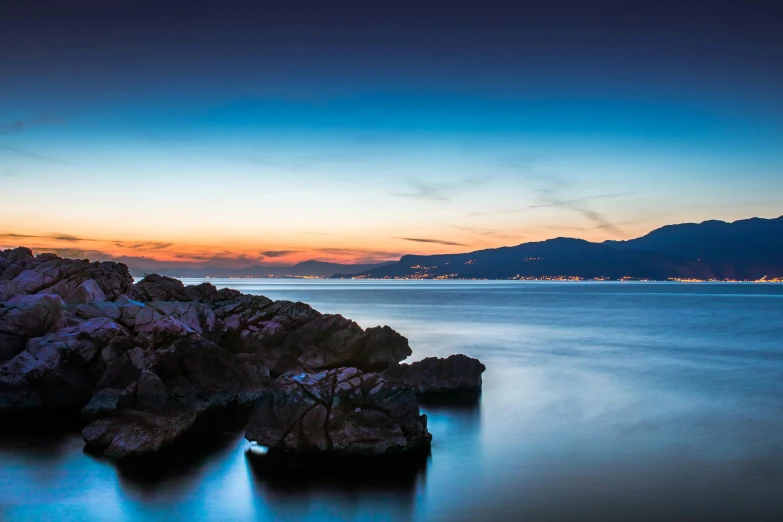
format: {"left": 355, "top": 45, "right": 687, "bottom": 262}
{"left": 2, "top": 280, "right": 783, "bottom": 521}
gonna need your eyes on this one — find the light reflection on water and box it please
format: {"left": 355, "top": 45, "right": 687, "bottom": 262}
{"left": 2, "top": 281, "right": 783, "bottom": 521}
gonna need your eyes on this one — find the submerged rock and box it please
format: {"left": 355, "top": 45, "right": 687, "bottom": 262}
{"left": 245, "top": 367, "right": 431, "bottom": 455}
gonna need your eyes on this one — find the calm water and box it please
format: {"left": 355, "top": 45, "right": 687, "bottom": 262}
{"left": 2, "top": 281, "right": 783, "bottom": 521}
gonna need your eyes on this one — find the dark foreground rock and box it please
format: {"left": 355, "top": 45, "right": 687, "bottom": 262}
{"left": 386, "top": 354, "right": 486, "bottom": 397}
{"left": 0, "top": 247, "right": 484, "bottom": 460}
{"left": 245, "top": 367, "right": 431, "bottom": 455}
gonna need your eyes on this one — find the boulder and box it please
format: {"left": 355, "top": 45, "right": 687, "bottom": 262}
{"left": 0, "top": 249, "right": 133, "bottom": 301}
{"left": 64, "top": 279, "right": 107, "bottom": 304}
{"left": 82, "top": 409, "right": 198, "bottom": 458}
{"left": 245, "top": 367, "right": 431, "bottom": 455}
{"left": 0, "top": 317, "right": 129, "bottom": 413}
{"left": 217, "top": 298, "right": 411, "bottom": 373}
{"left": 0, "top": 248, "right": 481, "bottom": 461}
{"left": 0, "top": 294, "right": 66, "bottom": 362}
{"left": 0, "top": 281, "right": 17, "bottom": 302}
{"left": 82, "top": 333, "right": 271, "bottom": 457}
{"left": 132, "top": 274, "right": 190, "bottom": 302}
{"left": 133, "top": 276, "right": 242, "bottom": 305}
{"left": 385, "top": 354, "right": 486, "bottom": 397}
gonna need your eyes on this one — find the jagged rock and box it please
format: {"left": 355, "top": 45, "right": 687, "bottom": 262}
{"left": 133, "top": 275, "right": 242, "bottom": 305}
{"left": 289, "top": 316, "right": 412, "bottom": 371}
{"left": 82, "top": 333, "right": 271, "bottom": 457}
{"left": 245, "top": 367, "right": 431, "bottom": 455}
{"left": 0, "top": 281, "right": 17, "bottom": 301}
{"left": 385, "top": 354, "right": 486, "bottom": 397}
{"left": 182, "top": 283, "right": 242, "bottom": 304}
{"left": 82, "top": 347, "right": 156, "bottom": 419}
{"left": 0, "top": 247, "right": 35, "bottom": 280}
{"left": 64, "top": 279, "right": 106, "bottom": 304}
{"left": 0, "top": 317, "right": 129, "bottom": 413}
{"left": 0, "top": 294, "right": 66, "bottom": 362}
{"left": 133, "top": 274, "right": 190, "bottom": 302}
{"left": 82, "top": 409, "right": 198, "bottom": 458}
{"left": 217, "top": 298, "right": 411, "bottom": 373}
{"left": 0, "top": 248, "right": 133, "bottom": 300}
{"left": 0, "top": 248, "right": 479, "bottom": 460}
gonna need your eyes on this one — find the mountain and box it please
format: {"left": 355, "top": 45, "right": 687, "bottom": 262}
{"left": 335, "top": 215, "right": 783, "bottom": 280}
{"left": 604, "top": 216, "right": 783, "bottom": 279}
{"left": 127, "top": 260, "right": 396, "bottom": 278}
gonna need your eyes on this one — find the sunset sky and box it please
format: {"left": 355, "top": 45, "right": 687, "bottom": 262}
{"left": 2, "top": 1, "right": 782, "bottom": 269}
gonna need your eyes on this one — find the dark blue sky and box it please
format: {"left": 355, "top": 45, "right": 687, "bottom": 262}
{"left": 1, "top": 0, "right": 782, "bottom": 266}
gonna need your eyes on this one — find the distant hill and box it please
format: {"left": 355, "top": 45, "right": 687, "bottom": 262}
{"left": 604, "top": 216, "right": 783, "bottom": 279}
{"left": 128, "top": 260, "right": 396, "bottom": 278}
{"left": 334, "top": 215, "right": 783, "bottom": 280}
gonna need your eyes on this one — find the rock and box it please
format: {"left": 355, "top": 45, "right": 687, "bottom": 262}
{"left": 0, "top": 248, "right": 479, "bottom": 461}
{"left": 133, "top": 274, "right": 190, "bottom": 302}
{"left": 0, "top": 294, "right": 66, "bottom": 362}
{"left": 385, "top": 354, "right": 486, "bottom": 397}
{"left": 64, "top": 279, "right": 107, "bottom": 304}
{"left": 0, "top": 248, "right": 133, "bottom": 300}
{"left": 0, "top": 281, "right": 18, "bottom": 301}
{"left": 245, "top": 367, "right": 431, "bottom": 455}
{"left": 0, "top": 317, "right": 129, "bottom": 413}
{"left": 217, "top": 298, "right": 411, "bottom": 373}
{"left": 133, "top": 300, "right": 220, "bottom": 342}
{"left": 82, "top": 347, "right": 155, "bottom": 419}
{"left": 82, "top": 333, "right": 271, "bottom": 457}
{"left": 0, "top": 247, "right": 35, "bottom": 280}
{"left": 133, "top": 276, "right": 242, "bottom": 305}
{"left": 83, "top": 409, "right": 198, "bottom": 458}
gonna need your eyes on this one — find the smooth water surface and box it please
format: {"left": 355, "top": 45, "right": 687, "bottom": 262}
{"left": 2, "top": 281, "right": 783, "bottom": 521}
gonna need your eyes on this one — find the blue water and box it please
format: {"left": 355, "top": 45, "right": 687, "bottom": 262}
{"left": 2, "top": 281, "right": 783, "bottom": 521}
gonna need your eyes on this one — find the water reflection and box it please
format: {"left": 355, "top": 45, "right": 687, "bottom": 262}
{"left": 3, "top": 281, "right": 783, "bottom": 521}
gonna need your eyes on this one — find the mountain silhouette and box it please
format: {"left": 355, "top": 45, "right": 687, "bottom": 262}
{"left": 335, "top": 215, "right": 783, "bottom": 280}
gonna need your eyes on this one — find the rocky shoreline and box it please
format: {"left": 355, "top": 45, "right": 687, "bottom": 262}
{"left": 0, "top": 247, "right": 484, "bottom": 461}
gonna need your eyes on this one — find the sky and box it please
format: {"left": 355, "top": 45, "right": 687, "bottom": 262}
{"left": 1, "top": 0, "right": 782, "bottom": 269}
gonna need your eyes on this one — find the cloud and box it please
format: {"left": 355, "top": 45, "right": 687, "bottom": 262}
{"left": 0, "top": 232, "right": 93, "bottom": 242}
{"left": 0, "top": 145, "right": 67, "bottom": 164}
{"left": 394, "top": 237, "right": 467, "bottom": 246}
{"left": 392, "top": 181, "right": 451, "bottom": 201}
{"left": 0, "top": 114, "right": 65, "bottom": 135}
{"left": 392, "top": 176, "right": 489, "bottom": 202}
{"left": 456, "top": 226, "right": 525, "bottom": 240}
{"left": 532, "top": 190, "right": 632, "bottom": 237}
{"left": 260, "top": 250, "right": 296, "bottom": 258}
{"left": 113, "top": 241, "right": 173, "bottom": 251}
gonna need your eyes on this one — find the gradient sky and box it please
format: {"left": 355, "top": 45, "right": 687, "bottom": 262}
{"left": 2, "top": 0, "right": 782, "bottom": 268}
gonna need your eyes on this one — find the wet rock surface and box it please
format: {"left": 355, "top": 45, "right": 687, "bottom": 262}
{"left": 385, "top": 354, "right": 486, "bottom": 397}
{"left": 0, "top": 248, "right": 484, "bottom": 460}
{"left": 245, "top": 367, "right": 432, "bottom": 455}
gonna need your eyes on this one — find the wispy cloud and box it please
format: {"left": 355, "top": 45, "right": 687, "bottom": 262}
{"left": 0, "top": 145, "right": 67, "bottom": 165}
{"left": 392, "top": 176, "right": 488, "bottom": 202}
{"left": 394, "top": 237, "right": 467, "bottom": 246}
{"left": 0, "top": 114, "right": 65, "bottom": 135}
{"left": 0, "top": 232, "right": 94, "bottom": 242}
{"left": 456, "top": 227, "right": 526, "bottom": 241}
{"left": 260, "top": 250, "right": 296, "bottom": 258}
{"left": 531, "top": 190, "right": 633, "bottom": 236}
{"left": 113, "top": 241, "right": 173, "bottom": 251}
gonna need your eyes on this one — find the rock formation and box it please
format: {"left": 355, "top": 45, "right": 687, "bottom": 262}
{"left": 385, "top": 354, "right": 486, "bottom": 397}
{"left": 245, "top": 367, "right": 431, "bottom": 455}
{"left": 0, "top": 248, "right": 484, "bottom": 460}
